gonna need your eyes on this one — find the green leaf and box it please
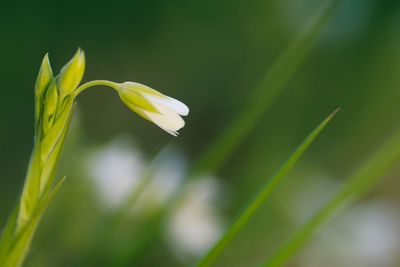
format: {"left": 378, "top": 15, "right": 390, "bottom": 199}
{"left": 196, "top": 109, "right": 339, "bottom": 267}
{"left": 194, "top": 0, "right": 343, "bottom": 174}
{"left": 41, "top": 100, "right": 74, "bottom": 165}
{"left": 40, "top": 102, "right": 75, "bottom": 195}
{"left": 0, "top": 205, "right": 19, "bottom": 264}
{"left": 17, "top": 136, "right": 42, "bottom": 232}
{"left": 2, "top": 177, "right": 66, "bottom": 267}
{"left": 261, "top": 127, "right": 400, "bottom": 267}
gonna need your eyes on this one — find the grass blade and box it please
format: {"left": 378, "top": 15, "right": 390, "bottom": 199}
{"left": 195, "top": 0, "right": 343, "bottom": 173}
{"left": 262, "top": 127, "right": 400, "bottom": 267}
{"left": 196, "top": 108, "right": 339, "bottom": 267}
{"left": 87, "top": 0, "right": 343, "bottom": 263}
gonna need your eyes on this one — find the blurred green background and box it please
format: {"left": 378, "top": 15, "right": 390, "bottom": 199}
{"left": 1, "top": 0, "right": 400, "bottom": 266}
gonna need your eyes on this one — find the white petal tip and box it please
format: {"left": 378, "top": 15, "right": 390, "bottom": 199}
{"left": 167, "top": 130, "right": 179, "bottom": 137}
{"left": 167, "top": 97, "right": 189, "bottom": 116}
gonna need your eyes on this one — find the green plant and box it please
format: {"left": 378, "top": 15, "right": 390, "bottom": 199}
{"left": 0, "top": 49, "right": 189, "bottom": 267}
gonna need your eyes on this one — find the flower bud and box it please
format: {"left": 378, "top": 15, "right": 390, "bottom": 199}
{"left": 58, "top": 48, "right": 85, "bottom": 97}
{"left": 43, "top": 81, "right": 59, "bottom": 133}
{"left": 118, "top": 82, "right": 189, "bottom": 136}
{"left": 34, "top": 53, "right": 53, "bottom": 97}
{"left": 118, "top": 82, "right": 160, "bottom": 113}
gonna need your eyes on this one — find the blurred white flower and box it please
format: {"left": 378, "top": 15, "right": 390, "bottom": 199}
{"left": 166, "top": 176, "right": 226, "bottom": 262}
{"left": 118, "top": 82, "right": 189, "bottom": 136}
{"left": 132, "top": 149, "right": 186, "bottom": 215}
{"left": 298, "top": 199, "right": 400, "bottom": 267}
{"left": 86, "top": 139, "right": 186, "bottom": 215}
{"left": 85, "top": 138, "right": 227, "bottom": 263}
{"left": 85, "top": 136, "right": 145, "bottom": 209}
{"left": 281, "top": 171, "right": 341, "bottom": 224}
{"left": 278, "top": 170, "right": 400, "bottom": 267}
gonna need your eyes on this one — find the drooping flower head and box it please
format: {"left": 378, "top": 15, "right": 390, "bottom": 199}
{"left": 117, "top": 82, "right": 189, "bottom": 136}
{"left": 38, "top": 49, "right": 189, "bottom": 137}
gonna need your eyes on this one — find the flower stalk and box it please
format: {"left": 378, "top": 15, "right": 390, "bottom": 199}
{"left": 0, "top": 49, "right": 188, "bottom": 267}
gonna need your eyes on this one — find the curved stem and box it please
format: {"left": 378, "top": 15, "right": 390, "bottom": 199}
{"left": 74, "top": 80, "right": 120, "bottom": 97}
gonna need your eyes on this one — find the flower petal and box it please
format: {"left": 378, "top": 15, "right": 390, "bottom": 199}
{"left": 119, "top": 84, "right": 160, "bottom": 113}
{"left": 117, "top": 81, "right": 188, "bottom": 136}
{"left": 142, "top": 105, "right": 185, "bottom": 136}
{"left": 144, "top": 94, "right": 189, "bottom": 116}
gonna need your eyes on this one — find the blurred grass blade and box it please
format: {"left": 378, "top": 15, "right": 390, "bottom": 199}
{"left": 76, "top": 0, "right": 343, "bottom": 263}
{"left": 195, "top": 0, "right": 343, "bottom": 173}
{"left": 262, "top": 128, "right": 400, "bottom": 267}
{"left": 196, "top": 109, "right": 339, "bottom": 267}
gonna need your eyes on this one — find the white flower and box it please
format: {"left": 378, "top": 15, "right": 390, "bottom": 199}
{"left": 118, "top": 82, "right": 189, "bottom": 136}
{"left": 86, "top": 141, "right": 186, "bottom": 214}
{"left": 131, "top": 148, "right": 186, "bottom": 215}
{"left": 167, "top": 177, "right": 226, "bottom": 262}
{"left": 86, "top": 136, "right": 144, "bottom": 209}
{"left": 298, "top": 200, "right": 400, "bottom": 267}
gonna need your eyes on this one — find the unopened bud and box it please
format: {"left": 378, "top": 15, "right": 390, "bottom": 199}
{"left": 43, "top": 81, "right": 59, "bottom": 133}
{"left": 34, "top": 53, "right": 53, "bottom": 97}
{"left": 58, "top": 48, "right": 85, "bottom": 97}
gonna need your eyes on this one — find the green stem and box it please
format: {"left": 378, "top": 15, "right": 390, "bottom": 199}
{"left": 74, "top": 80, "right": 119, "bottom": 96}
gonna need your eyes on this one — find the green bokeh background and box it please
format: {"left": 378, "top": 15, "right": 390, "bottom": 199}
{"left": 1, "top": 0, "right": 400, "bottom": 266}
